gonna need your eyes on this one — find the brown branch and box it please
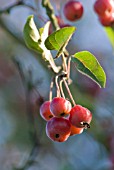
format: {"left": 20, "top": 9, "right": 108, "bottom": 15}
{"left": 42, "top": 0, "right": 60, "bottom": 30}
{"left": 62, "top": 53, "right": 67, "bottom": 73}
{"left": 55, "top": 75, "right": 61, "bottom": 97}
{"left": 49, "top": 77, "right": 55, "bottom": 101}
{"left": 59, "top": 79, "right": 65, "bottom": 98}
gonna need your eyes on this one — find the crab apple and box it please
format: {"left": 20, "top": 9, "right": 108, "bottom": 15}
{"left": 63, "top": 0, "right": 84, "bottom": 21}
{"left": 50, "top": 97, "right": 72, "bottom": 117}
{"left": 46, "top": 117, "right": 71, "bottom": 142}
{"left": 40, "top": 101, "right": 54, "bottom": 121}
{"left": 70, "top": 124, "right": 84, "bottom": 136}
{"left": 99, "top": 12, "right": 114, "bottom": 26}
{"left": 69, "top": 105, "right": 92, "bottom": 128}
{"left": 94, "top": 0, "right": 114, "bottom": 16}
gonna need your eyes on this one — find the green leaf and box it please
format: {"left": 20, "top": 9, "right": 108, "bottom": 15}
{"left": 45, "top": 27, "right": 76, "bottom": 58}
{"left": 39, "top": 21, "right": 61, "bottom": 73}
{"left": 23, "top": 15, "right": 43, "bottom": 53}
{"left": 104, "top": 26, "right": 114, "bottom": 49}
{"left": 72, "top": 51, "right": 106, "bottom": 88}
{"left": 39, "top": 21, "right": 53, "bottom": 60}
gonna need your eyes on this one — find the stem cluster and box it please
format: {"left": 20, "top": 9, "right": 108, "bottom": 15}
{"left": 41, "top": 0, "right": 76, "bottom": 106}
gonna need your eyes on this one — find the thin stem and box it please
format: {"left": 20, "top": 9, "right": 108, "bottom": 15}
{"left": 67, "top": 56, "right": 72, "bottom": 85}
{"left": 63, "top": 78, "right": 76, "bottom": 106}
{"left": 55, "top": 75, "right": 61, "bottom": 97}
{"left": 62, "top": 53, "right": 67, "bottom": 73}
{"left": 48, "top": 54, "right": 61, "bottom": 73}
{"left": 49, "top": 77, "right": 54, "bottom": 101}
{"left": 67, "top": 57, "right": 71, "bottom": 80}
{"left": 59, "top": 79, "right": 65, "bottom": 98}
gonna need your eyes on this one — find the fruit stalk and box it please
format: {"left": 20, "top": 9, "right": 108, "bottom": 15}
{"left": 63, "top": 78, "right": 76, "bottom": 106}
{"left": 59, "top": 79, "right": 65, "bottom": 98}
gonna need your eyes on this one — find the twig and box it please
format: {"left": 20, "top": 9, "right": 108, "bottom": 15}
{"left": 67, "top": 57, "right": 71, "bottom": 80}
{"left": 49, "top": 77, "right": 54, "bottom": 101}
{"left": 55, "top": 75, "right": 61, "bottom": 97}
{"left": 63, "top": 78, "right": 76, "bottom": 106}
{"left": 42, "top": 0, "right": 60, "bottom": 30}
{"left": 62, "top": 53, "right": 67, "bottom": 73}
{"left": 67, "top": 56, "right": 72, "bottom": 85}
{"left": 59, "top": 79, "right": 65, "bottom": 98}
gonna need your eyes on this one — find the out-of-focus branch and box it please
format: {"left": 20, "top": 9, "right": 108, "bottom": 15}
{"left": 13, "top": 59, "right": 38, "bottom": 139}
{"left": 0, "top": 0, "right": 35, "bottom": 14}
{"left": 13, "top": 58, "right": 42, "bottom": 170}
{"left": 0, "top": 0, "right": 23, "bottom": 14}
{"left": 42, "top": 0, "right": 60, "bottom": 30}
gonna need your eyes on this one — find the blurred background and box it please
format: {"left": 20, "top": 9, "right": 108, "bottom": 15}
{"left": 0, "top": 0, "right": 114, "bottom": 170}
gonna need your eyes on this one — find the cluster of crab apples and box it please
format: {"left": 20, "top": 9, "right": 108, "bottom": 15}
{"left": 94, "top": 0, "right": 114, "bottom": 26}
{"left": 49, "top": 0, "right": 114, "bottom": 33}
{"left": 40, "top": 97, "right": 92, "bottom": 142}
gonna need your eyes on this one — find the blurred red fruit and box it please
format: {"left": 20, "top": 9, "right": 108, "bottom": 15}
{"left": 94, "top": 0, "right": 114, "bottom": 16}
{"left": 99, "top": 12, "right": 114, "bottom": 26}
{"left": 63, "top": 0, "right": 83, "bottom": 21}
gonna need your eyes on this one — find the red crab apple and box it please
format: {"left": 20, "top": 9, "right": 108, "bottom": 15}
{"left": 94, "top": 0, "right": 114, "bottom": 16}
{"left": 70, "top": 124, "right": 84, "bottom": 136}
{"left": 99, "top": 12, "right": 114, "bottom": 26}
{"left": 40, "top": 101, "right": 54, "bottom": 121}
{"left": 50, "top": 97, "right": 72, "bottom": 117}
{"left": 69, "top": 105, "right": 92, "bottom": 128}
{"left": 46, "top": 117, "right": 71, "bottom": 142}
{"left": 63, "top": 0, "right": 84, "bottom": 21}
